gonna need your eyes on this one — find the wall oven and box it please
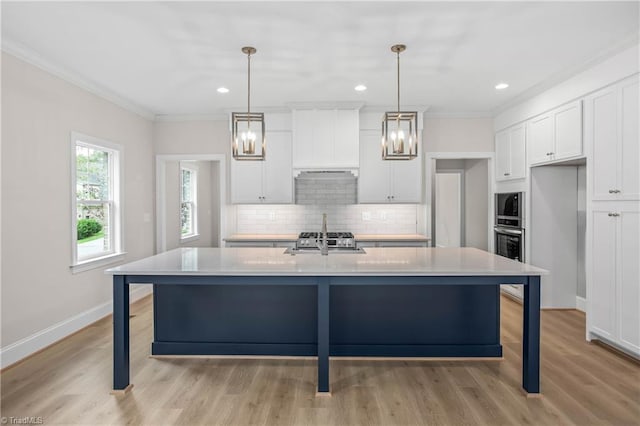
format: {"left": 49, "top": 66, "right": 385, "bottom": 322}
{"left": 495, "top": 192, "right": 523, "bottom": 228}
{"left": 494, "top": 227, "right": 525, "bottom": 262}
{"left": 495, "top": 192, "right": 525, "bottom": 299}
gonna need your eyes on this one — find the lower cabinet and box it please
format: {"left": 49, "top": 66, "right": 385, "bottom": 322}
{"left": 589, "top": 203, "right": 640, "bottom": 356}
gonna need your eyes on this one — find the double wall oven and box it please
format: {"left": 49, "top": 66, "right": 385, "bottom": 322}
{"left": 495, "top": 192, "right": 525, "bottom": 298}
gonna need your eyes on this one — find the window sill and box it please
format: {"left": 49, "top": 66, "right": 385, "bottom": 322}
{"left": 70, "top": 252, "right": 127, "bottom": 274}
{"left": 180, "top": 234, "right": 200, "bottom": 244}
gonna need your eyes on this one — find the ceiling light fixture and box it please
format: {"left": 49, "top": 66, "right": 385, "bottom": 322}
{"left": 495, "top": 82, "right": 509, "bottom": 90}
{"left": 355, "top": 84, "right": 367, "bottom": 92}
{"left": 382, "top": 44, "right": 417, "bottom": 160}
{"left": 217, "top": 87, "right": 229, "bottom": 93}
{"left": 232, "top": 46, "right": 265, "bottom": 161}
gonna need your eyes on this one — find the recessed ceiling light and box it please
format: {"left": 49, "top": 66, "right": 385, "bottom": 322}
{"left": 217, "top": 87, "right": 229, "bottom": 93}
{"left": 495, "top": 83, "right": 509, "bottom": 90}
{"left": 354, "top": 84, "right": 367, "bottom": 92}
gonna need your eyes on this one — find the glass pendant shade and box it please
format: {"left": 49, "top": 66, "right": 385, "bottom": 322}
{"left": 232, "top": 46, "right": 266, "bottom": 161}
{"left": 382, "top": 44, "right": 418, "bottom": 160}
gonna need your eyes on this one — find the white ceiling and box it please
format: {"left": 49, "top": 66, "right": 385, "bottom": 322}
{"left": 2, "top": 1, "right": 638, "bottom": 117}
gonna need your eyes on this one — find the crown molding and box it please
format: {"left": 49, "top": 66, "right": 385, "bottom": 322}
{"left": 285, "top": 101, "right": 365, "bottom": 110}
{"left": 360, "top": 104, "right": 430, "bottom": 114}
{"left": 423, "top": 111, "right": 492, "bottom": 119}
{"left": 493, "top": 34, "right": 640, "bottom": 116}
{"left": 1, "top": 38, "right": 156, "bottom": 121}
{"left": 154, "top": 114, "right": 228, "bottom": 122}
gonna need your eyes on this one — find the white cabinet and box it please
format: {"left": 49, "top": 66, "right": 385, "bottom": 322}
{"left": 358, "top": 130, "right": 422, "bottom": 203}
{"left": 586, "top": 76, "right": 639, "bottom": 201}
{"left": 231, "top": 132, "right": 292, "bottom": 204}
{"left": 589, "top": 204, "right": 640, "bottom": 356}
{"left": 225, "top": 241, "right": 295, "bottom": 248}
{"left": 292, "top": 109, "right": 359, "bottom": 168}
{"left": 528, "top": 100, "right": 582, "bottom": 165}
{"left": 495, "top": 124, "right": 526, "bottom": 181}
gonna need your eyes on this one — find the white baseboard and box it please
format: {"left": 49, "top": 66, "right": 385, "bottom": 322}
{"left": 576, "top": 296, "right": 586, "bottom": 313}
{"left": 0, "top": 286, "right": 152, "bottom": 369}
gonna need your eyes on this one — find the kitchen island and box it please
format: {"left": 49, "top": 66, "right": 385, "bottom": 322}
{"left": 106, "top": 247, "right": 546, "bottom": 395}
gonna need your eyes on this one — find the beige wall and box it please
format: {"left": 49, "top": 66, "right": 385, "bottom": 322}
{"left": 1, "top": 53, "right": 154, "bottom": 349}
{"left": 464, "top": 159, "right": 489, "bottom": 250}
{"left": 423, "top": 117, "right": 494, "bottom": 153}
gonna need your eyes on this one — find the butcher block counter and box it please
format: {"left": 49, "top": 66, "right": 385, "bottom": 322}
{"left": 106, "top": 247, "right": 546, "bottom": 395}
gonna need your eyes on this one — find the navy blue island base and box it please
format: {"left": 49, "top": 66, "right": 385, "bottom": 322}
{"left": 112, "top": 271, "right": 541, "bottom": 395}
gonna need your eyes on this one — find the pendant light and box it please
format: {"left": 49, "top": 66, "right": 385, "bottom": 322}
{"left": 232, "top": 46, "right": 265, "bottom": 160}
{"left": 381, "top": 44, "right": 418, "bottom": 160}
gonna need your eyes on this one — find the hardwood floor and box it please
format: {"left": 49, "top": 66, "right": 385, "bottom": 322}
{"left": 1, "top": 295, "right": 639, "bottom": 425}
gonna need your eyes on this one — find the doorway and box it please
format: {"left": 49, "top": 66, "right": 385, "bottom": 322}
{"left": 156, "top": 154, "right": 226, "bottom": 253}
{"left": 435, "top": 171, "right": 464, "bottom": 247}
{"left": 426, "top": 153, "right": 494, "bottom": 251}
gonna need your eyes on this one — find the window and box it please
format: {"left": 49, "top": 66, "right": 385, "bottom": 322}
{"left": 71, "top": 133, "right": 123, "bottom": 271}
{"left": 180, "top": 163, "right": 198, "bottom": 240}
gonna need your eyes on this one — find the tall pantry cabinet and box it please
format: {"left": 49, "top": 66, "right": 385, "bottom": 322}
{"left": 585, "top": 74, "right": 640, "bottom": 356}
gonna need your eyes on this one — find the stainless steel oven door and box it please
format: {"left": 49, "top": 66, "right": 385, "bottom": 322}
{"left": 494, "top": 227, "right": 525, "bottom": 263}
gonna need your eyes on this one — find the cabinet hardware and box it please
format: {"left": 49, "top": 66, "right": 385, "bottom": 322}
{"left": 608, "top": 212, "right": 620, "bottom": 217}
{"left": 608, "top": 189, "right": 621, "bottom": 194}
{"left": 504, "top": 173, "right": 510, "bottom": 176}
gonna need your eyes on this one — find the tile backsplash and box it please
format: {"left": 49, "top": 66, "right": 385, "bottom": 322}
{"left": 235, "top": 204, "right": 419, "bottom": 234}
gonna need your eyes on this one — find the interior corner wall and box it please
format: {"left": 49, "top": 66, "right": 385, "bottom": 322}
{"left": 1, "top": 52, "right": 155, "bottom": 359}
{"left": 464, "top": 159, "right": 489, "bottom": 250}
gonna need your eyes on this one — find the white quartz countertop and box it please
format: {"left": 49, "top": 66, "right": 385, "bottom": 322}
{"left": 223, "top": 234, "right": 430, "bottom": 242}
{"left": 354, "top": 234, "right": 430, "bottom": 242}
{"left": 106, "top": 247, "right": 547, "bottom": 277}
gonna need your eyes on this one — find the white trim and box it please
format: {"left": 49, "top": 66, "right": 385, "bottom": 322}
{"left": 1, "top": 40, "right": 155, "bottom": 120}
{"left": 70, "top": 133, "right": 125, "bottom": 268}
{"left": 576, "top": 296, "right": 586, "bottom": 313}
{"left": 154, "top": 114, "right": 228, "bottom": 122}
{"left": 424, "top": 111, "right": 493, "bottom": 119}
{"left": 0, "top": 286, "right": 152, "bottom": 369}
{"left": 156, "top": 154, "right": 227, "bottom": 253}
{"left": 70, "top": 252, "right": 127, "bottom": 274}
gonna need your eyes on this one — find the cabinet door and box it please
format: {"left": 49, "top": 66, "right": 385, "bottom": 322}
{"left": 620, "top": 78, "right": 639, "bottom": 200}
{"left": 509, "top": 125, "right": 526, "bottom": 179}
{"left": 292, "top": 110, "right": 315, "bottom": 168}
{"left": 590, "top": 209, "right": 618, "bottom": 340}
{"left": 554, "top": 101, "right": 582, "bottom": 160}
{"left": 495, "top": 129, "right": 511, "bottom": 181}
{"left": 263, "top": 132, "right": 293, "bottom": 203}
{"left": 390, "top": 157, "right": 422, "bottom": 203}
{"left": 358, "top": 130, "right": 390, "bottom": 203}
{"left": 589, "top": 87, "right": 619, "bottom": 200}
{"left": 231, "top": 160, "right": 263, "bottom": 204}
{"left": 618, "top": 209, "right": 640, "bottom": 354}
{"left": 334, "top": 109, "right": 360, "bottom": 167}
{"left": 528, "top": 114, "right": 554, "bottom": 165}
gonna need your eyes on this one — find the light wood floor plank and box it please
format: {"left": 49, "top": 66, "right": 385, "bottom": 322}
{"left": 2, "top": 295, "right": 639, "bottom": 425}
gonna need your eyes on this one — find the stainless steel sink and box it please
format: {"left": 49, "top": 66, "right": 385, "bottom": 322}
{"left": 284, "top": 247, "right": 366, "bottom": 255}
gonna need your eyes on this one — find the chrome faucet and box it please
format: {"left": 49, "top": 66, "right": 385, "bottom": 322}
{"left": 317, "top": 213, "right": 329, "bottom": 255}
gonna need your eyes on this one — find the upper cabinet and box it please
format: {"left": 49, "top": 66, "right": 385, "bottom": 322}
{"left": 358, "top": 130, "right": 422, "bottom": 203}
{"left": 495, "top": 124, "right": 526, "bottom": 181}
{"left": 586, "top": 75, "right": 639, "bottom": 201}
{"left": 292, "top": 109, "right": 359, "bottom": 169}
{"left": 528, "top": 100, "right": 583, "bottom": 166}
{"left": 231, "top": 132, "right": 293, "bottom": 204}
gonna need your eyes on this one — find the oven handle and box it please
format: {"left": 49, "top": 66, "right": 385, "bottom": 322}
{"left": 494, "top": 227, "right": 523, "bottom": 235}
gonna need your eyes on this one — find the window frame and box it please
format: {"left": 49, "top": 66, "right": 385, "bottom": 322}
{"left": 180, "top": 162, "right": 199, "bottom": 242}
{"left": 70, "top": 132, "right": 125, "bottom": 273}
